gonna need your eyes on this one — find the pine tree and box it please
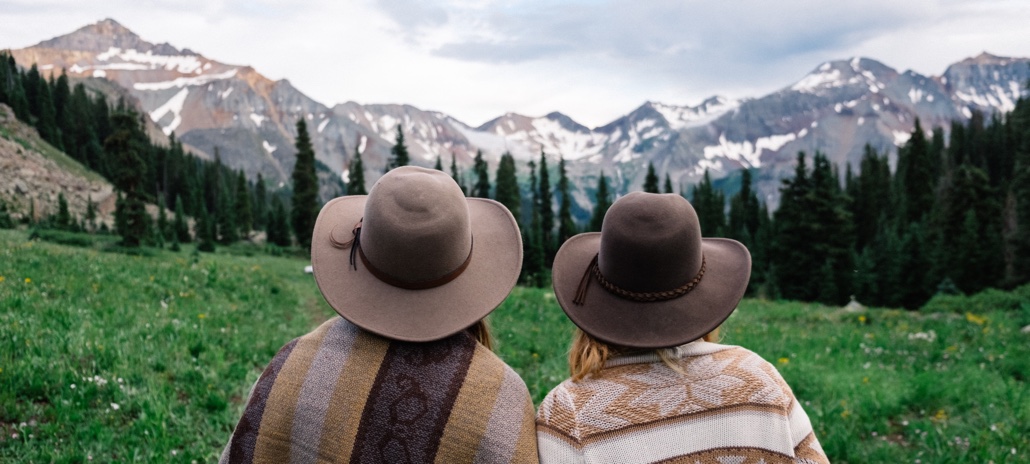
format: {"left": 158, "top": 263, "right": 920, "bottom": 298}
{"left": 235, "top": 170, "right": 253, "bottom": 238}
{"left": 538, "top": 152, "right": 555, "bottom": 262}
{"left": 728, "top": 168, "right": 760, "bottom": 246}
{"left": 663, "top": 173, "right": 673, "bottom": 194}
{"left": 347, "top": 143, "right": 367, "bottom": 195}
{"left": 84, "top": 195, "right": 97, "bottom": 233}
{"left": 557, "top": 155, "right": 577, "bottom": 246}
{"left": 589, "top": 171, "right": 611, "bottom": 232}
{"left": 690, "top": 169, "right": 726, "bottom": 237}
{"left": 522, "top": 160, "right": 545, "bottom": 286}
{"left": 388, "top": 125, "right": 410, "bottom": 170}
{"left": 173, "top": 195, "right": 191, "bottom": 243}
{"left": 472, "top": 149, "right": 491, "bottom": 198}
{"left": 252, "top": 173, "right": 268, "bottom": 230}
{"left": 643, "top": 162, "right": 660, "bottom": 193}
{"left": 195, "top": 201, "right": 216, "bottom": 252}
{"left": 267, "top": 195, "right": 292, "bottom": 247}
{"left": 852, "top": 145, "right": 892, "bottom": 250}
{"left": 105, "top": 111, "right": 150, "bottom": 247}
{"left": 896, "top": 118, "right": 936, "bottom": 225}
{"left": 55, "top": 193, "right": 71, "bottom": 230}
{"left": 291, "top": 119, "right": 319, "bottom": 250}
{"left": 156, "top": 194, "right": 170, "bottom": 246}
{"left": 494, "top": 152, "right": 520, "bottom": 224}
{"left": 449, "top": 153, "right": 467, "bottom": 196}
{"left": 217, "top": 171, "right": 238, "bottom": 245}
{"left": 434, "top": 155, "right": 443, "bottom": 171}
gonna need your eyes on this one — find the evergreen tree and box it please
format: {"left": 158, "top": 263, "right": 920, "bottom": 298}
{"left": 195, "top": 201, "right": 216, "bottom": 252}
{"left": 173, "top": 195, "right": 191, "bottom": 243}
{"left": 450, "top": 153, "right": 467, "bottom": 196}
{"left": 156, "top": 194, "right": 170, "bottom": 246}
{"left": 494, "top": 152, "right": 520, "bottom": 224}
{"left": 852, "top": 145, "right": 892, "bottom": 250}
{"left": 472, "top": 149, "right": 491, "bottom": 198}
{"left": 690, "top": 169, "right": 726, "bottom": 237}
{"left": 557, "top": 155, "right": 577, "bottom": 246}
{"left": 522, "top": 160, "right": 545, "bottom": 286}
{"left": 643, "top": 162, "right": 660, "bottom": 193}
{"left": 55, "top": 193, "right": 71, "bottom": 230}
{"left": 267, "top": 195, "right": 292, "bottom": 247}
{"left": 538, "top": 152, "right": 555, "bottom": 262}
{"left": 105, "top": 111, "right": 150, "bottom": 247}
{"left": 388, "top": 125, "right": 410, "bottom": 170}
{"left": 896, "top": 118, "right": 935, "bottom": 225}
{"left": 84, "top": 195, "right": 97, "bottom": 233}
{"left": 347, "top": 143, "right": 367, "bottom": 195}
{"left": 235, "top": 170, "right": 253, "bottom": 238}
{"left": 771, "top": 153, "right": 817, "bottom": 301}
{"left": 291, "top": 119, "right": 319, "bottom": 250}
{"left": 589, "top": 171, "right": 611, "bottom": 232}
{"left": 217, "top": 171, "right": 238, "bottom": 244}
{"left": 252, "top": 173, "right": 268, "bottom": 230}
{"left": 663, "top": 173, "right": 674, "bottom": 194}
{"left": 434, "top": 155, "right": 443, "bottom": 171}
{"left": 728, "top": 169, "right": 761, "bottom": 245}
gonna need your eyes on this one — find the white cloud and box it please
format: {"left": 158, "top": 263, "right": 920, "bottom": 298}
{"left": 0, "top": 0, "right": 1028, "bottom": 128}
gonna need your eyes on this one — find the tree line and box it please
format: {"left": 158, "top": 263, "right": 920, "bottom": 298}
{"left": 6, "top": 50, "right": 1030, "bottom": 308}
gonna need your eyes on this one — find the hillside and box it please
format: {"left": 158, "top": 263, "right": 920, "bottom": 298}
{"left": 0, "top": 103, "right": 115, "bottom": 226}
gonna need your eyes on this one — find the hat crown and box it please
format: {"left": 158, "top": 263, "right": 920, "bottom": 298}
{"left": 360, "top": 167, "right": 473, "bottom": 283}
{"left": 598, "top": 192, "right": 703, "bottom": 293}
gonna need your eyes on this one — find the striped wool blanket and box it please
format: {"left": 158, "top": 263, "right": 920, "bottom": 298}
{"left": 220, "top": 317, "right": 539, "bottom": 463}
{"left": 535, "top": 341, "right": 829, "bottom": 464}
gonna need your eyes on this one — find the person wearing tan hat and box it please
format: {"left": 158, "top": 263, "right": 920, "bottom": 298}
{"left": 535, "top": 192, "right": 828, "bottom": 464}
{"left": 220, "top": 166, "right": 539, "bottom": 463}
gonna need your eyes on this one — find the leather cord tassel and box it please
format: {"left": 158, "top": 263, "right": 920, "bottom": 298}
{"left": 348, "top": 221, "right": 362, "bottom": 270}
{"left": 573, "top": 254, "right": 599, "bottom": 305}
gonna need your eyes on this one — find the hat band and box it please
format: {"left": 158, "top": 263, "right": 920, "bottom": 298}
{"left": 358, "top": 240, "right": 473, "bottom": 290}
{"left": 573, "top": 253, "right": 706, "bottom": 305}
{"left": 330, "top": 218, "right": 474, "bottom": 290}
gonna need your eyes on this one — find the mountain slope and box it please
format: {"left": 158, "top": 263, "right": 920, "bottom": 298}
{"left": 11, "top": 19, "right": 1030, "bottom": 215}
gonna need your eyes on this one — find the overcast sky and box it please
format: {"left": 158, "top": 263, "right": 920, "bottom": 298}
{"left": 1, "top": 0, "right": 1029, "bottom": 128}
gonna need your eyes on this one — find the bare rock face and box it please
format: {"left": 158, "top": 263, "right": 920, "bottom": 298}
{"left": 0, "top": 104, "right": 115, "bottom": 227}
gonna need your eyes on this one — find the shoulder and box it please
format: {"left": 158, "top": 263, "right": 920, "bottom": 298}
{"left": 700, "top": 344, "right": 797, "bottom": 406}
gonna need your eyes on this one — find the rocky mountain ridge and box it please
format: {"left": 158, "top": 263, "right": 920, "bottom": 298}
{"left": 9, "top": 19, "right": 1030, "bottom": 215}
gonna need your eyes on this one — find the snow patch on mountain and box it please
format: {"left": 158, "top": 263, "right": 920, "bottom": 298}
{"left": 96, "top": 46, "right": 205, "bottom": 74}
{"left": 263, "top": 141, "right": 276, "bottom": 154}
{"left": 149, "top": 88, "right": 189, "bottom": 135}
{"left": 702, "top": 132, "right": 799, "bottom": 169}
{"left": 249, "top": 113, "right": 265, "bottom": 127}
{"left": 792, "top": 68, "right": 842, "bottom": 93}
{"left": 133, "top": 69, "right": 238, "bottom": 91}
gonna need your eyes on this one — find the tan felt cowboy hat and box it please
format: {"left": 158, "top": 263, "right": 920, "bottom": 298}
{"left": 552, "top": 192, "right": 751, "bottom": 349}
{"left": 311, "top": 166, "right": 522, "bottom": 342}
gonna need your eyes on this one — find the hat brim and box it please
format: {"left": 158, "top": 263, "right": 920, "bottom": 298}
{"left": 311, "top": 196, "right": 523, "bottom": 342}
{"left": 552, "top": 233, "right": 751, "bottom": 349}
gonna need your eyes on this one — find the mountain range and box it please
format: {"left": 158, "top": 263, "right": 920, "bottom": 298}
{"left": 9, "top": 18, "right": 1030, "bottom": 216}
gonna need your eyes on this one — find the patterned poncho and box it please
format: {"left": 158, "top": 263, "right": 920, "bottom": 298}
{"left": 220, "top": 317, "right": 539, "bottom": 464}
{"left": 536, "top": 341, "right": 829, "bottom": 464}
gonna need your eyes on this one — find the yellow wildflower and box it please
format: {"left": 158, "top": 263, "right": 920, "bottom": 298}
{"left": 932, "top": 409, "right": 948, "bottom": 422}
{"left": 198, "top": 313, "right": 207, "bottom": 319}
{"left": 858, "top": 315, "right": 866, "bottom": 323}
{"left": 778, "top": 357, "right": 790, "bottom": 365}
{"left": 0, "top": 276, "right": 4, "bottom": 283}
{"left": 965, "top": 312, "right": 987, "bottom": 325}
{"left": 863, "top": 377, "right": 869, "bottom": 384}
{"left": 24, "top": 277, "right": 31, "bottom": 284}
{"left": 841, "top": 409, "right": 851, "bottom": 419}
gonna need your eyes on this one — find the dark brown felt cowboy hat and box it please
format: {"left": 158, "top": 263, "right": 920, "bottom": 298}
{"left": 311, "top": 166, "right": 522, "bottom": 342}
{"left": 552, "top": 192, "right": 751, "bottom": 349}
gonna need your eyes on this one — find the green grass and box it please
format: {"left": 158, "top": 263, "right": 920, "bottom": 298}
{"left": 2, "top": 227, "right": 1028, "bottom": 463}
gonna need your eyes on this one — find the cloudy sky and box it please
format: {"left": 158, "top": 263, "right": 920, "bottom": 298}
{"left": 1, "top": 0, "right": 1029, "bottom": 128}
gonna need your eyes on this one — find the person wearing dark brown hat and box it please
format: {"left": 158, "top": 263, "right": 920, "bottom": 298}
{"left": 535, "top": 192, "right": 828, "bottom": 464}
{"left": 220, "top": 166, "right": 539, "bottom": 463}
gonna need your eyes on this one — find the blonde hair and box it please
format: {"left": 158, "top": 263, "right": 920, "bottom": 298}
{"left": 568, "top": 327, "right": 720, "bottom": 381}
{"left": 467, "top": 319, "right": 493, "bottom": 351}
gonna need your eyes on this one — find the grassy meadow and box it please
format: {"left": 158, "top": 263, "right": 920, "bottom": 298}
{"left": 1, "top": 227, "right": 1028, "bottom": 463}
